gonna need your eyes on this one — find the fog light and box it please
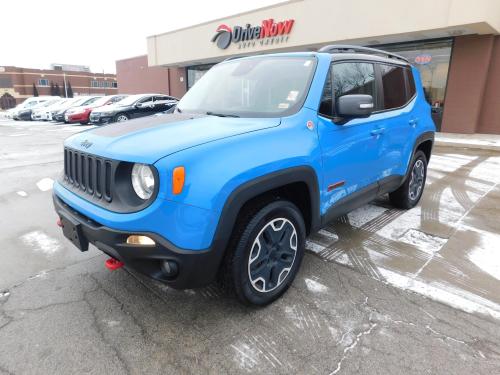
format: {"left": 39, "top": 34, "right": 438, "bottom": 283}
{"left": 161, "top": 260, "right": 179, "bottom": 278}
{"left": 126, "top": 235, "right": 155, "bottom": 246}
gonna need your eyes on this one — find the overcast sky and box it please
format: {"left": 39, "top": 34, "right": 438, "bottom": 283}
{"left": 1, "top": 0, "right": 283, "bottom": 73}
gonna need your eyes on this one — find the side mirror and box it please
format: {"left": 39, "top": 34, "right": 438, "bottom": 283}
{"left": 136, "top": 103, "right": 144, "bottom": 108}
{"left": 336, "top": 94, "right": 374, "bottom": 118}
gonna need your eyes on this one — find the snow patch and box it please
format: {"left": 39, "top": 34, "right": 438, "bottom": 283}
{"left": 347, "top": 204, "right": 387, "bottom": 228}
{"left": 16, "top": 190, "right": 28, "bottom": 197}
{"left": 317, "top": 229, "right": 339, "bottom": 241}
{"left": 468, "top": 234, "right": 500, "bottom": 281}
{"left": 305, "top": 278, "right": 329, "bottom": 293}
{"left": 379, "top": 268, "right": 500, "bottom": 320}
{"left": 36, "top": 178, "right": 54, "bottom": 191}
{"left": 306, "top": 240, "right": 325, "bottom": 254}
{"left": 21, "top": 230, "right": 61, "bottom": 255}
{"left": 399, "top": 229, "right": 447, "bottom": 254}
{"left": 0, "top": 291, "right": 10, "bottom": 299}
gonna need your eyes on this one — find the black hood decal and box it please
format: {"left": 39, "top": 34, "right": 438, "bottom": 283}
{"left": 90, "top": 113, "right": 206, "bottom": 138}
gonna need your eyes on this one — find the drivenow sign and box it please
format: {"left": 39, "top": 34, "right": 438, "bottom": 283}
{"left": 212, "top": 18, "right": 295, "bottom": 50}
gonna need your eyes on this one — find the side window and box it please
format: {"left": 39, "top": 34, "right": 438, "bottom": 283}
{"left": 138, "top": 96, "right": 153, "bottom": 105}
{"left": 319, "top": 69, "right": 333, "bottom": 117}
{"left": 380, "top": 65, "right": 407, "bottom": 109}
{"left": 332, "top": 63, "right": 376, "bottom": 115}
{"left": 405, "top": 68, "right": 416, "bottom": 100}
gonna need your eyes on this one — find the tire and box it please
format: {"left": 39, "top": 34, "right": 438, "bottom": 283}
{"left": 114, "top": 113, "right": 129, "bottom": 122}
{"left": 389, "top": 150, "right": 427, "bottom": 209}
{"left": 220, "top": 199, "right": 306, "bottom": 306}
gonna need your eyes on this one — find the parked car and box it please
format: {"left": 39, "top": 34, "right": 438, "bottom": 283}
{"left": 53, "top": 96, "right": 101, "bottom": 122}
{"left": 65, "top": 95, "right": 128, "bottom": 125}
{"left": 53, "top": 46, "right": 435, "bottom": 305}
{"left": 31, "top": 99, "right": 65, "bottom": 120}
{"left": 34, "top": 98, "right": 72, "bottom": 121}
{"left": 89, "top": 94, "right": 178, "bottom": 124}
{"left": 16, "top": 98, "right": 61, "bottom": 121}
{"left": 12, "top": 96, "right": 59, "bottom": 120}
{"left": 46, "top": 98, "right": 81, "bottom": 121}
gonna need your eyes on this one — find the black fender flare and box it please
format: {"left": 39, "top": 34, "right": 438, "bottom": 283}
{"left": 403, "top": 131, "right": 435, "bottom": 182}
{"left": 209, "top": 166, "right": 321, "bottom": 268}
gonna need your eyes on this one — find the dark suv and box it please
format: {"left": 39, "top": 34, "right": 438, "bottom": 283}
{"left": 54, "top": 45, "right": 435, "bottom": 306}
{"left": 89, "top": 94, "right": 178, "bottom": 124}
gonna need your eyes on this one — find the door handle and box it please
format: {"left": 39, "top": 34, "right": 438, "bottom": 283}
{"left": 409, "top": 118, "right": 419, "bottom": 127}
{"left": 370, "top": 128, "right": 385, "bottom": 136}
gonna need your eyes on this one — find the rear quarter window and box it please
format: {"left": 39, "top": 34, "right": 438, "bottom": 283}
{"left": 380, "top": 64, "right": 407, "bottom": 109}
{"left": 405, "top": 68, "right": 416, "bottom": 100}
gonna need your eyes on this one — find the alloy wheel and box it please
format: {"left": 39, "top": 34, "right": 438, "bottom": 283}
{"left": 409, "top": 159, "right": 425, "bottom": 201}
{"left": 248, "top": 218, "right": 297, "bottom": 293}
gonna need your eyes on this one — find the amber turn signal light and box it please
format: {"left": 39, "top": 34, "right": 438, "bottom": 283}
{"left": 172, "top": 166, "right": 185, "bottom": 195}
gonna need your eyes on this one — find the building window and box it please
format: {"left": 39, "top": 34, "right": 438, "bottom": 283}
{"left": 187, "top": 64, "right": 215, "bottom": 90}
{"left": 91, "top": 80, "right": 99, "bottom": 88}
{"left": 373, "top": 39, "right": 453, "bottom": 131}
{"left": 111, "top": 82, "right": 118, "bottom": 88}
{"left": 38, "top": 79, "right": 49, "bottom": 87}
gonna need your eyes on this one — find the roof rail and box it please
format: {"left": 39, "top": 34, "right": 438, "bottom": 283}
{"left": 318, "top": 44, "right": 409, "bottom": 63}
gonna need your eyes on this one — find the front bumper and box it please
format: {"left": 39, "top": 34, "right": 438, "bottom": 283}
{"left": 53, "top": 193, "right": 221, "bottom": 289}
{"left": 89, "top": 114, "right": 113, "bottom": 124}
{"left": 66, "top": 113, "right": 88, "bottom": 123}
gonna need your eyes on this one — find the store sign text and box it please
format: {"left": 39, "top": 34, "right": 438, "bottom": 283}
{"left": 212, "top": 18, "right": 295, "bottom": 50}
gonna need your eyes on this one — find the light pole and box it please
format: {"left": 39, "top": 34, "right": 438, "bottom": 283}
{"left": 63, "top": 73, "right": 68, "bottom": 98}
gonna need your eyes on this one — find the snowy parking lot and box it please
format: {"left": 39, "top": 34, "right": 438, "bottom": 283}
{"left": 1, "top": 118, "right": 500, "bottom": 374}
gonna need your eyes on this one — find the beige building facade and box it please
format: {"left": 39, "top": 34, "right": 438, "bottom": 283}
{"left": 140, "top": 0, "right": 500, "bottom": 133}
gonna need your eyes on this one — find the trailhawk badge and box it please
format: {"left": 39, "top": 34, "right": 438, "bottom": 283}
{"left": 211, "top": 18, "right": 295, "bottom": 50}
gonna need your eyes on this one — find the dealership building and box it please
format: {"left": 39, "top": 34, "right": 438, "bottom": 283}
{"left": 117, "top": 0, "right": 500, "bottom": 134}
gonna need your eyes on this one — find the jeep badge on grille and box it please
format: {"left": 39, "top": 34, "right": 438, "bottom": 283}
{"left": 80, "top": 140, "right": 93, "bottom": 149}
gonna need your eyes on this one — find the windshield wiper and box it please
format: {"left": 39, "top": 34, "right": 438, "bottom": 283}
{"left": 206, "top": 111, "right": 240, "bottom": 118}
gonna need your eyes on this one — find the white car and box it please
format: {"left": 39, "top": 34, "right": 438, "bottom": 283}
{"left": 12, "top": 96, "right": 60, "bottom": 120}
{"left": 33, "top": 98, "right": 71, "bottom": 121}
{"left": 31, "top": 99, "right": 64, "bottom": 120}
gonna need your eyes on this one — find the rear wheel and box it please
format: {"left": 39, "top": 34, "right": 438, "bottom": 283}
{"left": 389, "top": 150, "right": 427, "bottom": 209}
{"left": 220, "top": 200, "right": 306, "bottom": 306}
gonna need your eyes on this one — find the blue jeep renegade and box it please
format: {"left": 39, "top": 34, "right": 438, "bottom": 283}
{"left": 54, "top": 45, "right": 435, "bottom": 305}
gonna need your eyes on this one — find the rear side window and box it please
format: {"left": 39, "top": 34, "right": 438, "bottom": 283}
{"left": 405, "top": 68, "right": 416, "bottom": 99}
{"left": 380, "top": 65, "right": 407, "bottom": 109}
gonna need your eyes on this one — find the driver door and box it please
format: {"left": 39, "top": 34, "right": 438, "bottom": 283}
{"left": 317, "top": 62, "right": 385, "bottom": 218}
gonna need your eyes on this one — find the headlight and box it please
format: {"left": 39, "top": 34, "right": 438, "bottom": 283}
{"left": 101, "top": 111, "right": 114, "bottom": 116}
{"left": 131, "top": 163, "right": 155, "bottom": 199}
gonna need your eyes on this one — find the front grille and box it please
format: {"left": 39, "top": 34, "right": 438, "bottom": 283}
{"left": 64, "top": 148, "right": 113, "bottom": 202}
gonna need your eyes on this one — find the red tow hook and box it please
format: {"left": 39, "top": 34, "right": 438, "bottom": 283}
{"left": 105, "top": 258, "right": 124, "bottom": 271}
{"left": 56, "top": 218, "right": 63, "bottom": 227}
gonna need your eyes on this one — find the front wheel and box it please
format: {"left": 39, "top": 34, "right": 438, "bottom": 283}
{"left": 114, "top": 113, "right": 129, "bottom": 122}
{"left": 389, "top": 150, "right": 428, "bottom": 209}
{"left": 220, "top": 200, "right": 306, "bottom": 306}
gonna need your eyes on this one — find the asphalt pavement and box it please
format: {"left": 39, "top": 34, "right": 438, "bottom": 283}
{"left": 1, "top": 118, "right": 500, "bottom": 374}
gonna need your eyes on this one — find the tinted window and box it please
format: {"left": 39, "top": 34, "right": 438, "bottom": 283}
{"left": 319, "top": 69, "right": 333, "bottom": 117}
{"left": 405, "top": 68, "right": 416, "bottom": 99}
{"left": 380, "top": 65, "right": 407, "bottom": 109}
{"left": 332, "top": 63, "right": 375, "bottom": 115}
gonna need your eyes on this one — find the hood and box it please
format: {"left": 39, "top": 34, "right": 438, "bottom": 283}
{"left": 64, "top": 112, "right": 280, "bottom": 164}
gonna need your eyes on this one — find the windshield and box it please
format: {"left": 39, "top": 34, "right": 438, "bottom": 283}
{"left": 177, "top": 56, "right": 316, "bottom": 118}
{"left": 91, "top": 96, "right": 113, "bottom": 107}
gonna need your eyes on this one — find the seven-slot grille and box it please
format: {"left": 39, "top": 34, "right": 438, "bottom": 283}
{"left": 64, "top": 148, "right": 113, "bottom": 202}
